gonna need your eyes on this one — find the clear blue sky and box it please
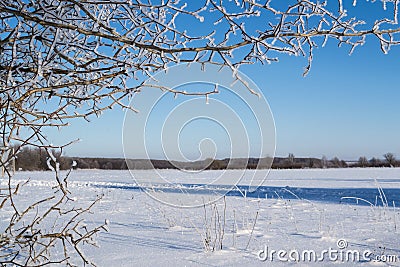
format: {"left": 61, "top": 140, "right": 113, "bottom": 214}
{"left": 45, "top": 3, "right": 400, "bottom": 161}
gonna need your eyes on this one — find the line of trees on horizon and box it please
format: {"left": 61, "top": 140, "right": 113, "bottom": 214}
{"left": 8, "top": 146, "right": 400, "bottom": 171}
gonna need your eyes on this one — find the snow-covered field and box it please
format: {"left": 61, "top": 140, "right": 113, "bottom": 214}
{"left": 2, "top": 168, "right": 400, "bottom": 266}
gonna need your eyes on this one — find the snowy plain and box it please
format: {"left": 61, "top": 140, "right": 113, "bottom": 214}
{"left": 2, "top": 168, "right": 400, "bottom": 266}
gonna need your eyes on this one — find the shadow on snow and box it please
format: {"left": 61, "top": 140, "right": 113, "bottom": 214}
{"left": 91, "top": 182, "right": 400, "bottom": 207}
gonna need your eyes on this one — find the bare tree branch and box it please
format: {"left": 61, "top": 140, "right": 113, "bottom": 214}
{"left": 1, "top": 0, "right": 400, "bottom": 265}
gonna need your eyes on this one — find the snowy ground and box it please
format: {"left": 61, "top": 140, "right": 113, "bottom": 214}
{"left": 2, "top": 168, "right": 400, "bottom": 266}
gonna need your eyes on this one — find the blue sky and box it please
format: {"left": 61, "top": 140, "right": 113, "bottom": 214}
{"left": 45, "top": 3, "right": 400, "bottom": 161}
{"left": 250, "top": 38, "right": 400, "bottom": 160}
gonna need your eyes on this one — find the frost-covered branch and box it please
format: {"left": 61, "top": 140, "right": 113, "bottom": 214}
{"left": 1, "top": 0, "right": 400, "bottom": 265}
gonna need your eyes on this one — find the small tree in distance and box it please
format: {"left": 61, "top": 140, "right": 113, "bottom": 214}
{"left": 321, "top": 156, "right": 328, "bottom": 169}
{"left": 383, "top": 153, "right": 396, "bottom": 167}
{"left": 358, "top": 156, "right": 369, "bottom": 168}
{"left": 331, "top": 157, "right": 341, "bottom": 168}
{"left": 286, "top": 153, "right": 296, "bottom": 168}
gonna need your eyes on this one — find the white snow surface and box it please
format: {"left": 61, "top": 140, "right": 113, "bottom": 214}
{"left": 1, "top": 168, "right": 400, "bottom": 266}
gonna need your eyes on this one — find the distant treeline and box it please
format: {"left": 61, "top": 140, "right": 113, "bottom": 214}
{"left": 11, "top": 147, "right": 399, "bottom": 171}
